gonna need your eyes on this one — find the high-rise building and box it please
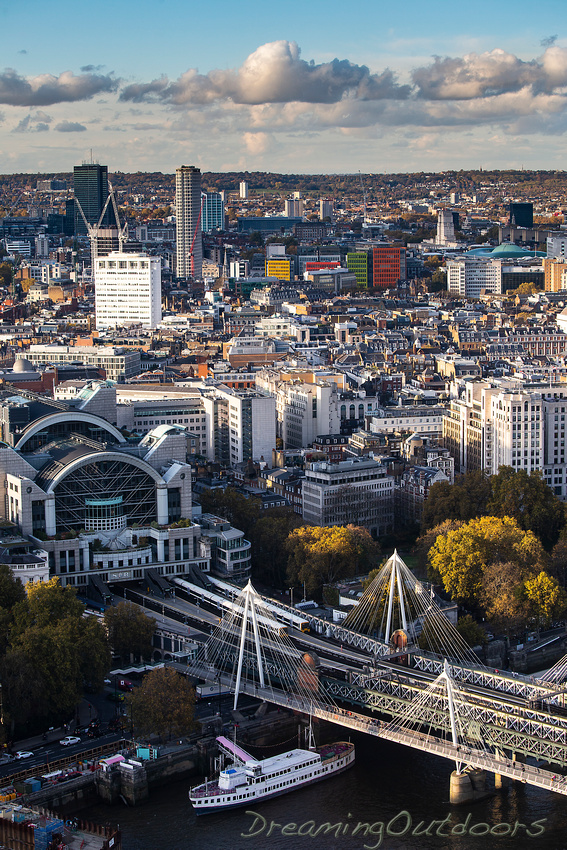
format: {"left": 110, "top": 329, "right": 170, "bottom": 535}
{"left": 547, "top": 234, "right": 567, "bottom": 259}
{"left": 73, "top": 163, "right": 114, "bottom": 236}
{"left": 175, "top": 165, "right": 203, "bottom": 280}
{"left": 202, "top": 192, "right": 225, "bottom": 232}
{"left": 543, "top": 257, "right": 567, "bottom": 292}
{"left": 446, "top": 257, "right": 502, "bottom": 297}
{"left": 346, "top": 252, "right": 369, "bottom": 289}
{"left": 372, "top": 245, "right": 406, "bottom": 290}
{"left": 302, "top": 458, "right": 393, "bottom": 537}
{"left": 284, "top": 198, "right": 303, "bottom": 218}
{"left": 509, "top": 202, "right": 533, "bottom": 228}
{"left": 239, "top": 181, "right": 249, "bottom": 199}
{"left": 436, "top": 209, "right": 455, "bottom": 244}
{"left": 443, "top": 379, "right": 567, "bottom": 497}
{"left": 202, "top": 386, "right": 275, "bottom": 468}
{"left": 265, "top": 258, "right": 292, "bottom": 281}
{"left": 94, "top": 251, "right": 162, "bottom": 329}
{"left": 319, "top": 199, "right": 333, "bottom": 220}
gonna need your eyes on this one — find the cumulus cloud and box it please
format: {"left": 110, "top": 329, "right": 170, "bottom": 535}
{"left": 12, "top": 110, "right": 52, "bottom": 132}
{"left": 114, "top": 40, "right": 567, "bottom": 139}
{"left": 243, "top": 131, "right": 273, "bottom": 155}
{"left": 120, "top": 40, "right": 410, "bottom": 106}
{"left": 0, "top": 68, "right": 118, "bottom": 106}
{"left": 413, "top": 46, "right": 567, "bottom": 99}
{"left": 54, "top": 120, "right": 87, "bottom": 132}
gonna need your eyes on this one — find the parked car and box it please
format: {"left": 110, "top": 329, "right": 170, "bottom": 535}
{"left": 60, "top": 736, "right": 81, "bottom": 747}
{"left": 14, "top": 751, "right": 34, "bottom": 760}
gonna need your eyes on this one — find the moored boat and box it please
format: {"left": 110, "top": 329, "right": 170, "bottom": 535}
{"left": 189, "top": 735, "right": 355, "bottom": 813}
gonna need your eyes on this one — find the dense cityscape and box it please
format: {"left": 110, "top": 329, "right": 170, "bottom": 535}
{"left": 0, "top": 158, "right": 567, "bottom": 845}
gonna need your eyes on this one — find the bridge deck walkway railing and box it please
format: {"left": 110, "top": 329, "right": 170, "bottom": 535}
{"left": 231, "top": 678, "right": 567, "bottom": 798}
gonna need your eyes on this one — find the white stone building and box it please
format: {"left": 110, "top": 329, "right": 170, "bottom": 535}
{"left": 94, "top": 251, "right": 162, "bottom": 329}
{"left": 446, "top": 257, "right": 502, "bottom": 297}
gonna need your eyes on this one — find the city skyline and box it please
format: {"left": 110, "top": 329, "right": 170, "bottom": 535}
{"left": 0, "top": 0, "right": 566, "bottom": 174}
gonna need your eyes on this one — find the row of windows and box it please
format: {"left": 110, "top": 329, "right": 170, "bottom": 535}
{"left": 98, "top": 261, "right": 149, "bottom": 269}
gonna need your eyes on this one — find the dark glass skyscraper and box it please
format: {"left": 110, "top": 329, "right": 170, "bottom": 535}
{"left": 73, "top": 163, "right": 115, "bottom": 235}
{"left": 509, "top": 202, "right": 533, "bottom": 228}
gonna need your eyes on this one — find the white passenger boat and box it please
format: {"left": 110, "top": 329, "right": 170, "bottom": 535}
{"left": 189, "top": 734, "right": 355, "bottom": 813}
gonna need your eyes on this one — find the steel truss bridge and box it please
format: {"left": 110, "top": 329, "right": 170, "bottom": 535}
{"left": 197, "top": 671, "right": 567, "bottom": 798}
{"left": 187, "top": 555, "right": 567, "bottom": 798}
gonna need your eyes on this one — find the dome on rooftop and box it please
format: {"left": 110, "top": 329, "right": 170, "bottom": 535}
{"left": 12, "top": 357, "right": 34, "bottom": 373}
{"left": 490, "top": 243, "right": 537, "bottom": 258}
{"left": 467, "top": 243, "right": 546, "bottom": 259}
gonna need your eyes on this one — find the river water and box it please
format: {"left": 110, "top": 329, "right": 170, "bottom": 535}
{"left": 79, "top": 729, "right": 567, "bottom": 850}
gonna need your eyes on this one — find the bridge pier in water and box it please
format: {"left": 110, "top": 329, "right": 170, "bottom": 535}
{"left": 449, "top": 768, "right": 487, "bottom": 804}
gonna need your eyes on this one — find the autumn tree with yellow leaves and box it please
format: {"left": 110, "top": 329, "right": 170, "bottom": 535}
{"left": 285, "top": 524, "right": 380, "bottom": 598}
{"left": 428, "top": 515, "right": 547, "bottom": 604}
{"left": 429, "top": 516, "right": 567, "bottom": 633}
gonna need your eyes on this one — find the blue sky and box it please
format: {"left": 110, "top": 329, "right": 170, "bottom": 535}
{"left": 1, "top": 0, "right": 566, "bottom": 174}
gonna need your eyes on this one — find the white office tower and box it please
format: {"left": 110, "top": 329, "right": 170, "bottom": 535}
{"left": 436, "top": 209, "right": 455, "bottom": 244}
{"left": 446, "top": 257, "right": 502, "bottom": 297}
{"left": 319, "top": 199, "right": 333, "bottom": 220}
{"left": 240, "top": 181, "right": 249, "bottom": 200}
{"left": 95, "top": 252, "right": 162, "bottom": 329}
{"left": 176, "top": 165, "right": 203, "bottom": 279}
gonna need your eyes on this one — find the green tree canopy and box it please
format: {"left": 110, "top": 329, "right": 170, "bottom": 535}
{"left": 11, "top": 576, "right": 84, "bottom": 636}
{"left": 198, "top": 487, "right": 261, "bottom": 540}
{"left": 286, "top": 524, "right": 380, "bottom": 598}
{"left": 0, "top": 564, "right": 25, "bottom": 610}
{"left": 0, "top": 579, "right": 110, "bottom": 738}
{"left": 428, "top": 516, "right": 548, "bottom": 605}
{"left": 415, "top": 519, "right": 465, "bottom": 575}
{"left": 127, "top": 667, "right": 198, "bottom": 741}
{"left": 421, "top": 471, "right": 492, "bottom": 531}
{"left": 250, "top": 507, "right": 304, "bottom": 588}
{"left": 104, "top": 601, "right": 155, "bottom": 663}
{"left": 487, "top": 467, "right": 565, "bottom": 550}
{"left": 0, "top": 565, "right": 26, "bottom": 654}
{"left": 456, "top": 615, "right": 488, "bottom": 648}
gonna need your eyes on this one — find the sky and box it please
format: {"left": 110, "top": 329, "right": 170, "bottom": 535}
{"left": 1, "top": 0, "right": 567, "bottom": 175}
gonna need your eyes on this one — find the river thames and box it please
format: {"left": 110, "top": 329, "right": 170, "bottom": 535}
{"left": 80, "top": 729, "right": 567, "bottom": 850}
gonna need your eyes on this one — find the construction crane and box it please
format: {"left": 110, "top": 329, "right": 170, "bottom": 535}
{"left": 108, "top": 181, "right": 128, "bottom": 251}
{"left": 189, "top": 192, "right": 206, "bottom": 279}
{"left": 74, "top": 182, "right": 126, "bottom": 261}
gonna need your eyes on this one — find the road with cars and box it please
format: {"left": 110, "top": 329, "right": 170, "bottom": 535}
{"left": 0, "top": 730, "right": 125, "bottom": 781}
